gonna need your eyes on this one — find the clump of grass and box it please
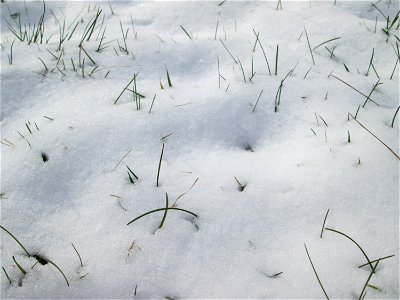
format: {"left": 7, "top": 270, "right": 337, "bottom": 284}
{"left": 79, "top": 8, "right": 102, "bottom": 47}
{"left": 127, "top": 193, "right": 198, "bottom": 227}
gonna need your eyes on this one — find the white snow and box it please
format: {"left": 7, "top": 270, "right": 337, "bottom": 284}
{"left": 1, "top": 0, "right": 399, "bottom": 299}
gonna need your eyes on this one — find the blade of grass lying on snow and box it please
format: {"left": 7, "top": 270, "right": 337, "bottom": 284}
{"left": 304, "top": 244, "right": 330, "bottom": 299}
{"left": 358, "top": 254, "right": 395, "bottom": 268}
{"left": 0, "top": 225, "right": 31, "bottom": 257}
{"left": 312, "top": 37, "right": 341, "bottom": 50}
{"left": 348, "top": 113, "right": 400, "bottom": 160}
{"left": 329, "top": 74, "right": 380, "bottom": 106}
{"left": 127, "top": 207, "right": 198, "bottom": 226}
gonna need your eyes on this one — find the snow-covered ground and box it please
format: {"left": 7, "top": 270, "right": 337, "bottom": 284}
{"left": 1, "top": 0, "right": 399, "bottom": 298}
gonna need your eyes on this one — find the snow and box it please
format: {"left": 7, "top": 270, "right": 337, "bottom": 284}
{"left": 1, "top": 0, "right": 399, "bottom": 298}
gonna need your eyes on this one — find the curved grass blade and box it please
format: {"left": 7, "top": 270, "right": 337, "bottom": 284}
{"left": 46, "top": 258, "right": 70, "bottom": 287}
{"left": 12, "top": 256, "right": 27, "bottom": 275}
{"left": 304, "top": 244, "right": 329, "bottom": 299}
{"left": 71, "top": 243, "right": 83, "bottom": 267}
{"left": 325, "top": 228, "right": 373, "bottom": 270}
{"left": 159, "top": 193, "right": 169, "bottom": 228}
{"left": 1, "top": 225, "right": 30, "bottom": 257}
{"left": 127, "top": 207, "right": 198, "bottom": 226}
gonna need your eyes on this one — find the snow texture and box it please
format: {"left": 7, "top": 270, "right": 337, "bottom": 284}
{"left": 1, "top": 0, "right": 399, "bottom": 299}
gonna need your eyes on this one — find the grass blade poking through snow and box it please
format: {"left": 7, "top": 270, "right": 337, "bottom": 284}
{"left": 2, "top": 267, "right": 12, "bottom": 285}
{"left": 252, "top": 89, "right": 264, "bottom": 112}
{"left": 252, "top": 29, "right": 272, "bottom": 75}
{"left": 71, "top": 243, "right": 83, "bottom": 267}
{"left": 12, "top": 256, "right": 27, "bottom": 275}
{"left": 391, "top": 106, "right": 400, "bottom": 128}
{"left": 320, "top": 209, "right": 330, "bottom": 238}
{"left": 304, "top": 244, "right": 330, "bottom": 299}
{"left": 312, "top": 37, "right": 341, "bottom": 50}
{"left": 159, "top": 193, "right": 169, "bottom": 228}
{"left": 156, "top": 143, "right": 164, "bottom": 187}
{"left": 358, "top": 260, "right": 380, "bottom": 300}
{"left": 149, "top": 94, "right": 157, "bottom": 114}
{"left": 324, "top": 227, "right": 373, "bottom": 271}
{"left": 45, "top": 257, "right": 70, "bottom": 287}
{"left": 180, "top": 25, "right": 193, "bottom": 40}
{"left": 275, "top": 44, "right": 279, "bottom": 75}
{"left": 304, "top": 26, "right": 315, "bottom": 65}
{"left": 0, "top": 225, "right": 31, "bottom": 257}
{"left": 166, "top": 66, "right": 172, "bottom": 87}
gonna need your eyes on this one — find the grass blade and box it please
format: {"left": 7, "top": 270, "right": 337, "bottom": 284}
{"left": 304, "top": 244, "right": 330, "bottom": 299}
{"left": 320, "top": 209, "right": 330, "bottom": 238}
{"left": 71, "top": 243, "right": 83, "bottom": 267}
{"left": 159, "top": 193, "right": 169, "bottom": 228}
{"left": 156, "top": 143, "right": 164, "bottom": 187}
{"left": 127, "top": 207, "right": 198, "bottom": 226}
{"left": 325, "top": 227, "right": 373, "bottom": 270}
{"left": 0, "top": 225, "right": 30, "bottom": 257}
{"left": 12, "top": 256, "right": 27, "bottom": 275}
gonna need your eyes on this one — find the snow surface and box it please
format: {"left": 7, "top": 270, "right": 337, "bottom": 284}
{"left": 1, "top": 0, "right": 399, "bottom": 298}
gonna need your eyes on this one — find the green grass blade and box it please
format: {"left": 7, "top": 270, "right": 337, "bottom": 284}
{"left": 13, "top": 256, "right": 27, "bottom": 275}
{"left": 159, "top": 193, "right": 169, "bottom": 228}
{"left": 304, "top": 244, "right": 330, "bottom": 299}
{"left": 325, "top": 228, "right": 373, "bottom": 270}
{"left": 1, "top": 225, "right": 30, "bottom": 257}
{"left": 127, "top": 207, "right": 198, "bottom": 226}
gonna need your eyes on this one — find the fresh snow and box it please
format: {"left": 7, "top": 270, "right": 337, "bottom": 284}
{"left": 1, "top": 0, "right": 399, "bottom": 299}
